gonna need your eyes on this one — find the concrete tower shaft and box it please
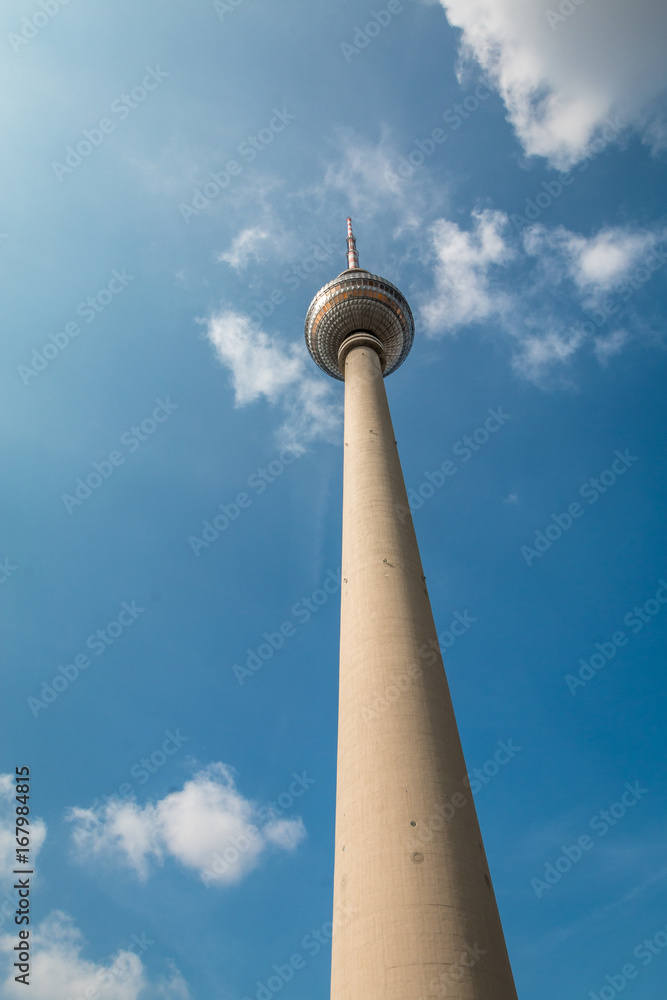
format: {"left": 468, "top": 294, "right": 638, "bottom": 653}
{"left": 305, "top": 222, "right": 518, "bottom": 1000}
{"left": 333, "top": 343, "right": 517, "bottom": 999}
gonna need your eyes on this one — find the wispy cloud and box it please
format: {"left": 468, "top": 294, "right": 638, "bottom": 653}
{"left": 323, "top": 125, "right": 405, "bottom": 214}
{"left": 523, "top": 224, "right": 662, "bottom": 299}
{"left": 511, "top": 329, "right": 581, "bottom": 382}
{"left": 521, "top": 831, "right": 667, "bottom": 958}
{"left": 217, "top": 227, "right": 273, "bottom": 270}
{"left": 205, "top": 309, "right": 341, "bottom": 449}
{"left": 217, "top": 224, "right": 295, "bottom": 271}
{"left": 321, "top": 126, "right": 443, "bottom": 234}
{"left": 66, "top": 763, "right": 306, "bottom": 887}
{"left": 593, "top": 328, "right": 629, "bottom": 366}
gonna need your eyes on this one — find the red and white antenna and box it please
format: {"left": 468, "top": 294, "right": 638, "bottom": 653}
{"left": 346, "top": 217, "right": 359, "bottom": 269}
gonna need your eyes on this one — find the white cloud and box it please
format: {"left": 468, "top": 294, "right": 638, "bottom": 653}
{"left": 523, "top": 223, "right": 664, "bottom": 298}
{"left": 420, "top": 208, "right": 514, "bottom": 334}
{"left": 0, "top": 910, "right": 190, "bottom": 1000}
{"left": 420, "top": 210, "right": 666, "bottom": 379}
{"left": 206, "top": 310, "right": 303, "bottom": 406}
{"left": 570, "top": 230, "right": 665, "bottom": 299}
{"left": 205, "top": 309, "right": 341, "bottom": 448}
{"left": 0, "top": 774, "right": 46, "bottom": 880}
{"left": 574, "top": 231, "right": 654, "bottom": 291}
{"left": 66, "top": 763, "right": 306, "bottom": 888}
{"left": 438, "top": 0, "right": 667, "bottom": 167}
{"left": 217, "top": 227, "right": 274, "bottom": 270}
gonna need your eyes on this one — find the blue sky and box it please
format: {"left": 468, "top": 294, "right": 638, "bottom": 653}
{"left": 2, "top": 0, "right": 667, "bottom": 997}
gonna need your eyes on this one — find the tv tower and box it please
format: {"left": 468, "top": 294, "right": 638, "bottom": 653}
{"left": 305, "top": 220, "right": 518, "bottom": 999}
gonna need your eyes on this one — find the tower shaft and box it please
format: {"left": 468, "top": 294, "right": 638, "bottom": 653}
{"left": 331, "top": 340, "right": 518, "bottom": 1000}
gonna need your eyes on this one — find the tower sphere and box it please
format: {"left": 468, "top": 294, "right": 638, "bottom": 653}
{"left": 304, "top": 221, "right": 414, "bottom": 380}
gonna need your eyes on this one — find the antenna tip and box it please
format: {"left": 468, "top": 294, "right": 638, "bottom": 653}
{"left": 346, "top": 217, "right": 359, "bottom": 269}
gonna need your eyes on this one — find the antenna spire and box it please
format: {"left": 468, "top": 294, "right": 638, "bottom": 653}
{"left": 346, "top": 217, "right": 359, "bottom": 269}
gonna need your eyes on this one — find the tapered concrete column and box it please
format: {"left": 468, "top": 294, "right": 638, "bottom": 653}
{"left": 330, "top": 339, "right": 518, "bottom": 1000}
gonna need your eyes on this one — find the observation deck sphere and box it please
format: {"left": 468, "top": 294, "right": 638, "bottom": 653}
{"left": 304, "top": 267, "right": 415, "bottom": 380}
